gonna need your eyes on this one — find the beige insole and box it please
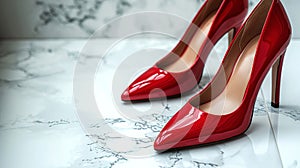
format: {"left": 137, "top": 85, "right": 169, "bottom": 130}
{"left": 164, "top": 12, "right": 217, "bottom": 72}
{"left": 199, "top": 36, "right": 260, "bottom": 115}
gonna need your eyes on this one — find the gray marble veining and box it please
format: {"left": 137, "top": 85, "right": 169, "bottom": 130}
{"left": 0, "top": 0, "right": 261, "bottom": 38}
{"left": 0, "top": 38, "right": 287, "bottom": 168}
{"left": 270, "top": 106, "right": 300, "bottom": 122}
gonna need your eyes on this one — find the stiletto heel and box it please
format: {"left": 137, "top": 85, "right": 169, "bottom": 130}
{"left": 121, "top": 0, "right": 248, "bottom": 101}
{"left": 154, "top": 0, "right": 292, "bottom": 151}
{"left": 271, "top": 51, "right": 285, "bottom": 108}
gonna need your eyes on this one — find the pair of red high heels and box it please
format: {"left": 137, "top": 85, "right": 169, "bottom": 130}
{"left": 121, "top": 0, "right": 292, "bottom": 151}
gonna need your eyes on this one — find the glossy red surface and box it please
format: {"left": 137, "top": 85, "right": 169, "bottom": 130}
{"left": 121, "top": 0, "right": 248, "bottom": 101}
{"left": 154, "top": 0, "right": 292, "bottom": 151}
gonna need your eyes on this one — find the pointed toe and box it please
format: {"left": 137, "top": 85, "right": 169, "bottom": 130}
{"left": 154, "top": 134, "right": 166, "bottom": 151}
{"left": 120, "top": 67, "right": 179, "bottom": 101}
{"left": 154, "top": 130, "right": 178, "bottom": 151}
{"left": 120, "top": 80, "right": 152, "bottom": 101}
{"left": 121, "top": 89, "right": 130, "bottom": 101}
{"left": 120, "top": 85, "right": 149, "bottom": 101}
{"left": 120, "top": 85, "right": 151, "bottom": 101}
{"left": 154, "top": 103, "right": 206, "bottom": 150}
{"left": 154, "top": 103, "right": 235, "bottom": 150}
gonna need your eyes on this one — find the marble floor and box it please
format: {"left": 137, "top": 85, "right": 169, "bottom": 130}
{"left": 0, "top": 36, "right": 299, "bottom": 168}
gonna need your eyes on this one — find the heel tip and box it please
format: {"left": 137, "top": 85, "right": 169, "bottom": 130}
{"left": 271, "top": 102, "right": 279, "bottom": 108}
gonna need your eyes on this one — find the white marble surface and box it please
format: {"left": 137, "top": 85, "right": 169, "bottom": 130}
{"left": 0, "top": 0, "right": 263, "bottom": 38}
{"left": 1, "top": 0, "right": 300, "bottom": 38}
{"left": 260, "top": 40, "right": 300, "bottom": 168}
{"left": 0, "top": 36, "right": 299, "bottom": 167}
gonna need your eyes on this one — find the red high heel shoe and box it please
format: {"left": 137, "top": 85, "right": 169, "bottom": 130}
{"left": 154, "top": 0, "right": 292, "bottom": 151}
{"left": 121, "top": 0, "right": 248, "bottom": 101}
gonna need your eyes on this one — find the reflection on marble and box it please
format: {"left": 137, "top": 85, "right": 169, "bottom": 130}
{"left": 270, "top": 106, "right": 300, "bottom": 122}
{"left": 1, "top": 37, "right": 298, "bottom": 167}
{"left": 260, "top": 40, "right": 300, "bottom": 168}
